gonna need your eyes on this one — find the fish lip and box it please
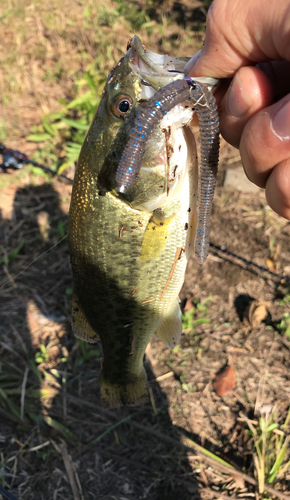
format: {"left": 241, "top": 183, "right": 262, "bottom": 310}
{"left": 127, "top": 35, "right": 187, "bottom": 88}
{"left": 127, "top": 35, "right": 219, "bottom": 93}
{"left": 128, "top": 35, "right": 172, "bottom": 76}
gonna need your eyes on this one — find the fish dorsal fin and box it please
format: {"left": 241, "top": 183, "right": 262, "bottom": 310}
{"left": 154, "top": 298, "right": 182, "bottom": 349}
{"left": 71, "top": 292, "right": 99, "bottom": 343}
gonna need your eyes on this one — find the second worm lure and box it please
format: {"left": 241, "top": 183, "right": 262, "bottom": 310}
{"left": 115, "top": 77, "right": 220, "bottom": 264}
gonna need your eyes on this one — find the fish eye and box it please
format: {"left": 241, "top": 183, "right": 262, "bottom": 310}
{"left": 113, "top": 95, "right": 133, "bottom": 118}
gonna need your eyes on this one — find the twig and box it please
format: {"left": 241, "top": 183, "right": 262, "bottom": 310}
{"left": 20, "top": 367, "right": 29, "bottom": 420}
{"left": 199, "top": 463, "right": 209, "bottom": 485}
{"left": 87, "top": 413, "right": 137, "bottom": 447}
{"left": 0, "top": 407, "right": 23, "bottom": 425}
{"left": 27, "top": 441, "right": 50, "bottom": 453}
{"left": 0, "top": 342, "right": 29, "bottom": 367}
{"left": 53, "top": 440, "right": 82, "bottom": 500}
{"left": 203, "top": 487, "right": 239, "bottom": 500}
{"left": 63, "top": 369, "right": 67, "bottom": 419}
{"left": 10, "top": 324, "right": 28, "bottom": 355}
{"left": 148, "top": 387, "right": 158, "bottom": 415}
{"left": 155, "top": 371, "right": 174, "bottom": 382}
{"left": 160, "top": 247, "right": 183, "bottom": 300}
{"left": 126, "top": 286, "right": 138, "bottom": 303}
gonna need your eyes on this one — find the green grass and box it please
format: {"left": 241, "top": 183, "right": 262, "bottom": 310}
{"left": 279, "top": 288, "right": 290, "bottom": 306}
{"left": 76, "top": 339, "right": 101, "bottom": 365}
{"left": 0, "top": 0, "right": 207, "bottom": 178}
{"left": 181, "top": 297, "right": 214, "bottom": 333}
{"left": 21, "top": 1, "right": 162, "bottom": 175}
{"left": 35, "top": 344, "right": 50, "bottom": 364}
{"left": 0, "top": 238, "right": 24, "bottom": 264}
{"left": 243, "top": 409, "right": 290, "bottom": 493}
{"left": 0, "top": 341, "right": 98, "bottom": 440}
{"left": 27, "top": 70, "right": 102, "bottom": 175}
{"left": 277, "top": 313, "right": 290, "bottom": 337}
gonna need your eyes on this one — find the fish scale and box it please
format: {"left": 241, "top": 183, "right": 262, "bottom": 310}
{"left": 70, "top": 181, "right": 189, "bottom": 318}
{"left": 70, "top": 164, "right": 190, "bottom": 406}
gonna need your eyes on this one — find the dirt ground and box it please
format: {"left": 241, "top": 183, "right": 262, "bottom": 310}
{"left": 1, "top": 1, "right": 290, "bottom": 500}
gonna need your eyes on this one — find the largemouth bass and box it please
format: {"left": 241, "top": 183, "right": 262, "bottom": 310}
{"left": 68, "top": 36, "right": 219, "bottom": 407}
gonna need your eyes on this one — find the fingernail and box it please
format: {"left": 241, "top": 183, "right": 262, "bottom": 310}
{"left": 184, "top": 50, "right": 201, "bottom": 75}
{"left": 227, "top": 74, "right": 252, "bottom": 118}
{"left": 271, "top": 98, "right": 290, "bottom": 140}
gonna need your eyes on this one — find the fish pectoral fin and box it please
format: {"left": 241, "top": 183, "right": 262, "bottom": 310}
{"left": 141, "top": 213, "right": 175, "bottom": 262}
{"left": 154, "top": 299, "right": 182, "bottom": 349}
{"left": 100, "top": 370, "right": 148, "bottom": 408}
{"left": 71, "top": 292, "right": 99, "bottom": 343}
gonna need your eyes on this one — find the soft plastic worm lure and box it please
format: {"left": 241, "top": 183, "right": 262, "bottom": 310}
{"left": 115, "top": 77, "right": 220, "bottom": 263}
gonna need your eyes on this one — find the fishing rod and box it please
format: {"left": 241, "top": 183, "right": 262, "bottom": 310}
{"left": 1, "top": 142, "right": 289, "bottom": 287}
{"left": 0, "top": 485, "right": 18, "bottom": 500}
{"left": 209, "top": 243, "right": 290, "bottom": 286}
{"left": 0, "top": 143, "right": 73, "bottom": 182}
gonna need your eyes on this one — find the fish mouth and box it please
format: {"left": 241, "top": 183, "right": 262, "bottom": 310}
{"left": 127, "top": 35, "right": 218, "bottom": 96}
{"left": 127, "top": 35, "right": 189, "bottom": 96}
{"left": 122, "top": 36, "right": 219, "bottom": 217}
{"left": 121, "top": 36, "right": 197, "bottom": 212}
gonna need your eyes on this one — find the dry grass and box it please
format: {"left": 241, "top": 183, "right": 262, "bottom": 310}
{"left": 0, "top": 0, "right": 204, "bottom": 147}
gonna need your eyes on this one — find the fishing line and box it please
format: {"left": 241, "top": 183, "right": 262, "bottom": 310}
{"left": 0, "top": 235, "right": 68, "bottom": 291}
{"left": 1, "top": 147, "right": 289, "bottom": 287}
{"left": 209, "top": 242, "right": 290, "bottom": 286}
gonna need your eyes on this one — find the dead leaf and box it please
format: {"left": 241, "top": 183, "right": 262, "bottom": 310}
{"left": 231, "top": 472, "right": 245, "bottom": 490}
{"left": 266, "top": 257, "right": 276, "bottom": 273}
{"left": 214, "top": 365, "right": 236, "bottom": 397}
{"left": 243, "top": 299, "right": 270, "bottom": 327}
{"left": 184, "top": 298, "right": 193, "bottom": 311}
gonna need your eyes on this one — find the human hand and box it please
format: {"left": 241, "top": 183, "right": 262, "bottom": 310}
{"left": 185, "top": 0, "right": 290, "bottom": 219}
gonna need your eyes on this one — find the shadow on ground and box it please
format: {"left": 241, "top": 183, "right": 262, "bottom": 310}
{"left": 0, "top": 180, "right": 200, "bottom": 500}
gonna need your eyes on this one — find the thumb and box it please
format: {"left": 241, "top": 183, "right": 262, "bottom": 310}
{"left": 185, "top": 0, "right": 290, "bottom": 79}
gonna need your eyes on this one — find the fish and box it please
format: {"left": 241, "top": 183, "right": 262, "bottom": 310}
{"left": 68, "top": 36, "right": 219, "bottom": 407}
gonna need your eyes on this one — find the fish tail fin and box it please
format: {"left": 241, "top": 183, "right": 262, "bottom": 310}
{"left": 100, "top": 369, "right": 148, "bottom": 408}
{"left": 71, "top": 292, "right": 99, "bottom": 342}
